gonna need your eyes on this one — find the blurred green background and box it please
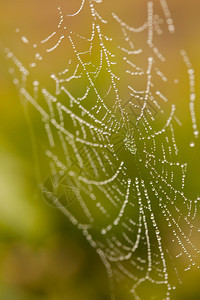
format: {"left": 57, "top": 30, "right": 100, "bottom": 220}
{"left": 0, "top": 1, "right": 200, "bottom": 299}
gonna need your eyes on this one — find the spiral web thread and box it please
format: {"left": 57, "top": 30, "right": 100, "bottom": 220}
{"left": 5, "top": 0, "right": 200, "bottom": 299}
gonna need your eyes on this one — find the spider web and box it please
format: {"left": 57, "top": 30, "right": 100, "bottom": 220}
{"left": 4, "top": 0, "right": 200, "bottom": 299}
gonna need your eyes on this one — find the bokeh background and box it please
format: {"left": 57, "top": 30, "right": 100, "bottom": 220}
{"left": 0, "top": 1, "right": 200, "bottom": 299}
